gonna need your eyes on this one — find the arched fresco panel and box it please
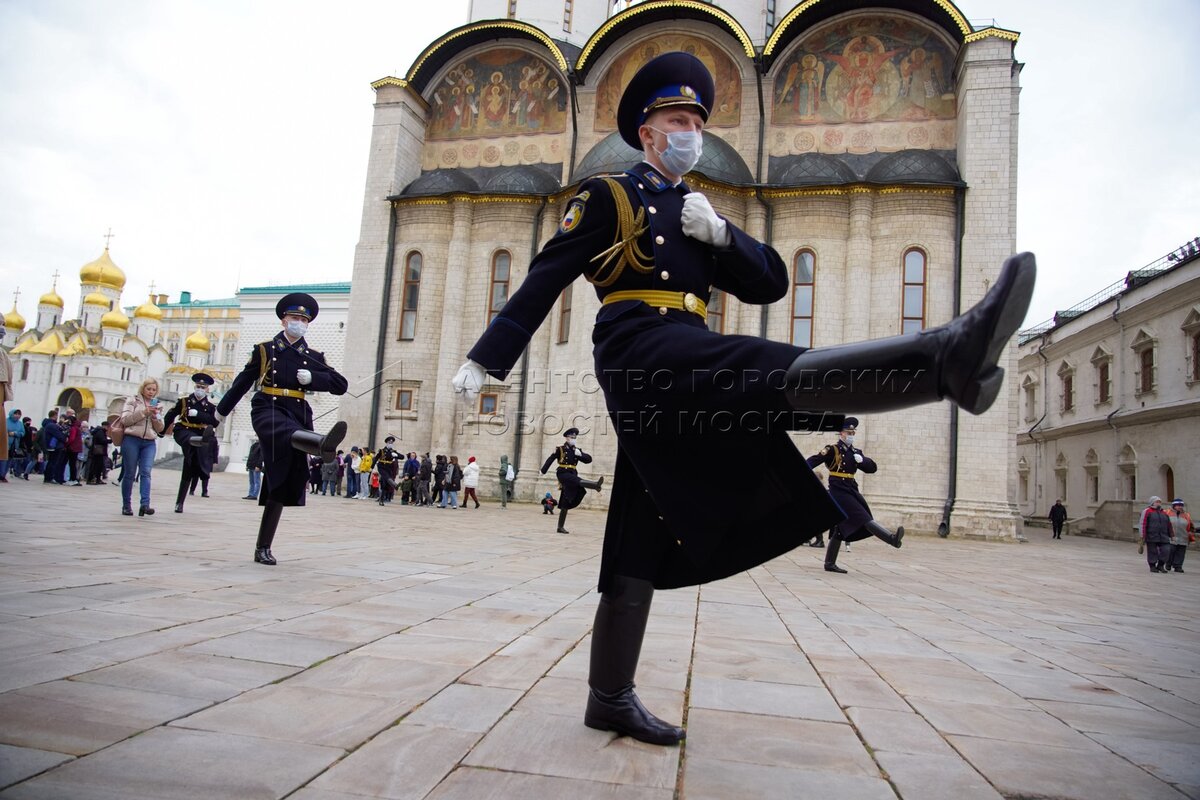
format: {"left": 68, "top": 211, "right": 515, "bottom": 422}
{"left": 421, "top": 47, "right": 568, "bottom": 185}
{"left": 770, "top": 14, "right": 956, "bottom": 160}
{"left": 594, "top": 35, "right": 742, "bottom": 134}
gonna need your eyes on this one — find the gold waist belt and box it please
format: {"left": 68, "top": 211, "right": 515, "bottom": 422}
{"left": 261, "top": 386, "right": 306, "bottom": 398}
{"left": 602, "top": 290, "right": 707, "bottom": 321}
{"left": 178, "top": 420, "right": 205, "bottom": 430}
{"left": 558, "top": 464, "right": 577, "bottom": 469}
{"left": 828, "top": 471, "right": 856, "bottom": 479}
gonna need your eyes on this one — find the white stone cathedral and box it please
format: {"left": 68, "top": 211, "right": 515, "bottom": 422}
{"left": 342, "top": 0, "right": 1026, "bottom": 538}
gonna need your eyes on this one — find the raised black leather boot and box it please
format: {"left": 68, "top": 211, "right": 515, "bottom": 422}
{"left": 579, "top": 476, "right": 604, "bottom": 492}
{"left": 585, "top": 575, "right": 684, "bottom": 745}
{"left": 254, "top": 501, "right": 283, "bottom": 565}
{"left": 866, "top": 520, "right": 904, "bottom": 548}
{"left": 291, "top": 421, "right": 347, "bottom": 463}
{"left": 556, "top": 508, "right": 570, "bottom": 534}
{"left": 824, "top": 536, "right": 847, "bottom": 573}
{"left": 786, "top": 253, "right": 1035, "bottom": 416}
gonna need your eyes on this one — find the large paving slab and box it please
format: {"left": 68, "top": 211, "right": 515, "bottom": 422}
{"left": 2, "top": 472, "right": 1199, "bottom": 797}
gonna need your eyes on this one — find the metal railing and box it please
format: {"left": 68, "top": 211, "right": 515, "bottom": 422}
{"left": 1018, "top": 237, "right": 1199, "bottom": 344}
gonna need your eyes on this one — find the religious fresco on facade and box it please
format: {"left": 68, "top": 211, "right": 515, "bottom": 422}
{"left": 594, "top": 35, "right": 742, "bottom": 132}
{"left": 769, "top": 15, "right": 956, "bottom": 157}
{"left": 427, "top": 48, "right": 568, "bottom": 141}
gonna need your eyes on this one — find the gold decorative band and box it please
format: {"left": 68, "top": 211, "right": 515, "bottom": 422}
{"left": 828, "top": 471, "right": 856, "bottom": 479}
{"left": 602, "top": 290, "right": 707, "bottom": 320}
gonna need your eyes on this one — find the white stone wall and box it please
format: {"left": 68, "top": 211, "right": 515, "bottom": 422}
{"left": 1016, "top": 260, "right": 1200, "bottom": 533}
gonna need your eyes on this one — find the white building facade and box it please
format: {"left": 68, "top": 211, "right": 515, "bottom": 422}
{"left": 1015, "top": 241, "right": 1200, "bottom": 540}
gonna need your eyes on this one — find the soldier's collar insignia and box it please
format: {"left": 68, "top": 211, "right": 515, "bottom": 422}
{"left": 559, "top": 190, "right": 589, "bottom": 234}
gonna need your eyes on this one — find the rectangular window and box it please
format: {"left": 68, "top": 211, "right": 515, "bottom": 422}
{"left": 557, "top": 284, "right": 572, "bottom": 344}
{"left": 507, "top": 0, "right": 517, "bottom": 18}
{"left": 58, "top": 364, "right": 65, "bottom": 383}
{"left": 791, "top": 250, "right": 815, "bottom": 347}
{"left": 1088, "top": 473, "right": 1099, "bottom": 504}
{"left": 20, "top": 360, "right": 29, "bottom": 381}
{"left": 706, "top": 290, "right": 725, "bottom": 334}
{"left": 1192, "top": 333, "right": 1200, "bottom": 381}
{"left": 1062, "top": 374, "right": 1074, "bottom": 412}
{"left": 395, "top": 389, "right": 412, "bottom": 411}
{"left": 1128, "top": 473, "right": 1137, "bottom": 501}
{"left": 563, "top": 0, "right": 573, "bottom": 32}
{"left": 488, "top": 251, "right": 512, "bottom": 327}
{"left": 1098, "top": 361, "right": 1110, "bottom": 403}
{"left": 1139, "top": 348, "right": 1155, "bottom": 393}
{"left": 479, "top": 393, "right": 498, "bottom": 415}
{"left": 902, "top": 249, "right": 926, "bottom": 334}
{"left": 399, "top": 252, "right": 421, "bottom": 340}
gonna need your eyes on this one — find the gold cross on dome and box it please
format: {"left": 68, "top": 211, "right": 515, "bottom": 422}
{"left": 103, "top": 228, "right": 115, "bottom": 249}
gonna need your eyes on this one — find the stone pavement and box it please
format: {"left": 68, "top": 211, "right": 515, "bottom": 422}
{"left": 0, "top": 473, "right": 1198, "bottom": 800}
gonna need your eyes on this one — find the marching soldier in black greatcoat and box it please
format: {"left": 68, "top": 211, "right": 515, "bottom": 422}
{"left": 807, "top": 417, "right": 904, "bottom": 574}
{"left": 374, "top": 436, "right": 401, "bottom": 506}
{"left": 217, "top": 293, "right": 347, "bottom": 565}
{"left": 161, "top": 372, "right": 219, "bottom": 514}
{"left": 452, "top": 53, "right": 1036, "bottom": 746}
{"left": 540, "top": 427, "right": 603, "bottom": 534}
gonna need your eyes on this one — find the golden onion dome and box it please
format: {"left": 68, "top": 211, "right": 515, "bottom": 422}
{"left": 4, "top": 304, "right": 25, "bottom": 330}
{"left": 184, "top": 328, "right": 211, "bottom": 351}
{"left": 82, "top": 291, "right": 110, "bottom": 307}
{"left": 100, "top": 308, "right": 130, "bottom": 330}
{"left": 79, "top": 248, "right": 127, "bottom": 290}
{"left": 133, "top": 295, "right": 163, "bottom": 321}
{"left": 38, "top": 288, "right": 65, "bottom": 308}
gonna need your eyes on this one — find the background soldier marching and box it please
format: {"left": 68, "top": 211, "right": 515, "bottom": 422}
{"left": 217, "top": 293, "right": 347, "bottom": 565}
{"left": 161, "top": 371, "right": 218, "bottom": 514}
{"left": 540, "top": 427, "right": 603, "bottom": 534}
{"left": 807, "top": 417, "right": 904, "bottom": 574}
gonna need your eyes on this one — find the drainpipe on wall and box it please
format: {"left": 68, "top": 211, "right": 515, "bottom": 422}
{"left": 753, "top": 55, "right": 771, "bottom": 338}
{"left": 937, "top": 187, "right": 965, "bottom": 537}
{"left": 511, "top": 198, "right": 549, "bottom": 475}
{"left": 367, "top": 201, "right": 399, "bottom": 449}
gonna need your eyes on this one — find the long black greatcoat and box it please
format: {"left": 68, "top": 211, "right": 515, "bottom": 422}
{"left": 468, "top": 162, "right": 844, "bottom": 591}
{"left": 218, "top": 332, "right": 348, "bottom": 507}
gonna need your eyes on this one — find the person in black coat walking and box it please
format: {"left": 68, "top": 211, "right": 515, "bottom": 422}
{"left": 1048, "top": 500, "right": 1067, "bottom": 539}
{"left": 162, "top": 372, "right": 220, "bottom": 513}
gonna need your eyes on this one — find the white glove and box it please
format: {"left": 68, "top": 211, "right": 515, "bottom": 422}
{"left": 681, "top": 192, "right": 731, "bottom": 247}
{"left": 187, "top": 408, "right": 199, "bottom": 418}
{"left": 452, "top": 360, "right": 488, "bottom": 400}
{"left": 296, "top": 369, "right": 312, "bottom": 385}
{"left": 854, "top": 453, "right": 864, "bottom": 464}
{"left": 214, "top": 412, "right": 224, "bottom": 425}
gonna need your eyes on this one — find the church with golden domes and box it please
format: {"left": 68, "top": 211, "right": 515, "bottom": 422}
{"left": 1, "top": 247, "right": 218, "bottom": 426}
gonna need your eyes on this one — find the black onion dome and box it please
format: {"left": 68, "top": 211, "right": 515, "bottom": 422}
{"left": 865, "top": 149, "right": 960, "bottom": 184}
{"left": 402, "top": 169, "right": 480, "bottom": 196}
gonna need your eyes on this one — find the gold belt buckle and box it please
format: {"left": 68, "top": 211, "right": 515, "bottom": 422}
{"left": 683, "top": 292, "right": 699, "bottom": 314}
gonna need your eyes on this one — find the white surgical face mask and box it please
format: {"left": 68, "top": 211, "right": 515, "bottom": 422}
{"left": 192, "top": 388, "right": 207, "bottom": 399}
{"left": 566, "top": 437, "right": 576, "bottom": 446}
{"left": 648, "top": 127, "right": 703, "bottom": 178}
{"left": 844, "top": 435, "right": 855, "bottom": 447}
{"left": 285, "top": 319, "right": 308, "bottom": 338}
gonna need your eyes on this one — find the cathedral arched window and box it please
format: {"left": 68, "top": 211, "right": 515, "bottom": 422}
{"left": 557, "top": 283, "right": 572, "bottom": 344}
{"left": 167, "top": 334, "right": 179, "bottom": 362}
{"left": 224, "top": 337, "right": 237, "bottom": 365}
{"left": 791, "top": 250, "right": 815, "bottom": 347}
{"left": 902, "top": 248, "right": 927, "bottom": 334}
{"left": 488, "top": 250, "right": 512, "bottom": 327}
{"left": 706, "top": 290, "right": 725, "bottom": 334}
{"left": 399, "top": 251, "right": 421, "bottom": 340}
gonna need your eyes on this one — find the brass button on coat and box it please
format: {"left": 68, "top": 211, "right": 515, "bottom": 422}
{"left": 655, "top": 235, "right": 664, "bottom": 245}
{"left": 649, "top": 206, "right": 657, "bottom": 214}
{"left": 660, "top": 271, "right": 669, "bottom": 280}
{"left": 658, "top": 307, "right": 668, "bottom": 315}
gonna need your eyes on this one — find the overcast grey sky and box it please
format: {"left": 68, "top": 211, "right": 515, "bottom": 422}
{"left": 1, "top": 0, "right": 1196, "bottom": 329}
